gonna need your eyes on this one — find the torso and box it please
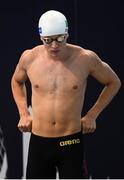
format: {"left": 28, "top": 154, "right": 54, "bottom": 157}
{"left": 26, "top": 44, "right": 90, "bottom": 137}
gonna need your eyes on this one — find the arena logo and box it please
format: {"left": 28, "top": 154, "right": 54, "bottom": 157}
{"left": 59, "top": 138, "right": 80, "bottom": 146}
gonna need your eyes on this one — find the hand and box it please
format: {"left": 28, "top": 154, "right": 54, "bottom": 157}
{"left": 18, "top": 115, "right": 32, "bottom": 133}
{"left": 81, "top": 114, "right": 96, "bottom": 134}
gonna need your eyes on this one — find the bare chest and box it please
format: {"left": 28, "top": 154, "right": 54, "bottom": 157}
{"left": 27, "top": 59, "right": 88, "bottom": 94}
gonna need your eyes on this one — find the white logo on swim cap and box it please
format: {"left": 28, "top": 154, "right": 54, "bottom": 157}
{"left": 38, "top": 10, "right": 68, "bottom": 36}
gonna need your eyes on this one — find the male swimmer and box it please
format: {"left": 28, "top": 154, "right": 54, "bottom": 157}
{"left": 11, "top": 10, "right": 121, "bottom": 179}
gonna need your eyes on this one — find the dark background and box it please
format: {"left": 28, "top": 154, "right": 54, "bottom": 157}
{"left": 0, "top": 0, "right": 123, "bottom": 178}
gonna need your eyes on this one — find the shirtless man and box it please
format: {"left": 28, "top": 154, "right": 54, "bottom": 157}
{"left": 11, "top": 10, "right": 121, "bottom": 179}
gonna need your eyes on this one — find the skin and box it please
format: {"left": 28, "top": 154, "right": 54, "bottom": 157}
{"left": 11, "top": 34, "right": 121, "bottom": 137}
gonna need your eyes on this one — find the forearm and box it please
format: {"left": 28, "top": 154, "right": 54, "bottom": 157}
{"left": 87, "top": 79, "right": 121, "bottom": 119}
{"left": 11, "top": 77, "right": 29, "bottom": 117}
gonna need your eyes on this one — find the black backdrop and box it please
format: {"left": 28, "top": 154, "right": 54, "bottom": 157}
{"left": 0, "top": 0, "right": 123, "bottom": 178}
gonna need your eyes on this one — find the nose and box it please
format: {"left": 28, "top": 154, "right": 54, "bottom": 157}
{"left": 51, "top": 40, "right": 59, "bottom": 48}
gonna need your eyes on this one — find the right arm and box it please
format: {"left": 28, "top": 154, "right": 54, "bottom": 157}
{"left": 11, "top": 50, "right": 32, "bottom": 132}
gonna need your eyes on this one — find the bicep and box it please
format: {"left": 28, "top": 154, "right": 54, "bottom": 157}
{"left": 90, "top": 54, "right": 118, "bottom": 85}
{"left": 13, "top": 63, "right": 28, "bottom": 83}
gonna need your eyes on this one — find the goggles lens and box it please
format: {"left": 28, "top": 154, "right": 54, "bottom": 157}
{"left": 43, "top": 35, "right": 66, "bottom": 44}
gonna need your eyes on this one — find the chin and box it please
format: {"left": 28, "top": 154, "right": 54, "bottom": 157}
{"left": 50, "top": 50, "right": 60, "bottom": 56}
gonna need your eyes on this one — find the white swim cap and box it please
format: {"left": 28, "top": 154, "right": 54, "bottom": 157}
{"left": 38, "top": 10, "right": 68, "bottom": 36}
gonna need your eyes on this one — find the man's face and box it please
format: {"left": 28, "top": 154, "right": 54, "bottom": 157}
{"left": 41, "top": 34, "right": 68, "bottom": 55}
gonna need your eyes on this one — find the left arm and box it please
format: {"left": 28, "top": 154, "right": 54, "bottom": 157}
{"left": 82, "top": 51, "right": 121, "bottom": 134}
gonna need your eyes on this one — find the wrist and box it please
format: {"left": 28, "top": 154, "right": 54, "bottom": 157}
{"left": 86, "top": 108, "right": 100, "bottom": 119}
{"left": 20, "top": 111, "right": 30, "bottom": 118}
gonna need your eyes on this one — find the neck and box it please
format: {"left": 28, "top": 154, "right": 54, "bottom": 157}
{"left": 45, "top": 45, "right": 68, "bottom": 61}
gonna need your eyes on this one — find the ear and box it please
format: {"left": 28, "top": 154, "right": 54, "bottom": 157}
{"left": 40, "top": 36, "right": 42, "bottom": 41}
{"left": 40, "top": 36, "right": 44, "bottom": 44}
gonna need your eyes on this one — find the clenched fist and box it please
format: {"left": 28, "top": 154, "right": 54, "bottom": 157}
{"left": 18, "top": 115, "right": 32, "bottom": 132}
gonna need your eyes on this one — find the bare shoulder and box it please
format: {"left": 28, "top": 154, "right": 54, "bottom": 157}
{"left": 18, "top": 45, "right": 43, "bottom": 70}
{"left": 74, "top": 47, "right": 105, "bottom": 69}
{"left": 78, "top": 48, "right": 100, "bottom": 61}
{"left": 81, "top": 49, "right": 120, "bottom": 85}
{"left": 12, "top": 45, "right": 43, "bottom": 82}
{"left": 68, "top": 45, "right": 120, "bottom": 84}
{"left": 67, "top": 44, "right": 95, "bottom": 60}
{"left": 84, "top": 49, "right": 110, "bottom": 73}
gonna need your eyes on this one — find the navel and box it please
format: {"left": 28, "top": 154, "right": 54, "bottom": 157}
{"left": 52, "top": 121, "right": 56, "bottom": 125}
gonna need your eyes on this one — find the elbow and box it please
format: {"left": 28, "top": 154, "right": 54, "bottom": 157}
{"left": 112, "top": 76, "right": 121, "bottom": 93}
{"left": 11, "top": 75, "right": 14, "bottom": 87}
{"left": 11, "top": 75, "right": 16, "bottom": 88}
{"left": 106, "top": 76, "right": 121, "bottom": 94}
{"left": 116, "top": 77, "right": 121, "bottom": 90}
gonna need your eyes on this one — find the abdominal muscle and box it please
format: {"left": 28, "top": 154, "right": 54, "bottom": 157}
{"left": 31, "top": 92, "right": 83, "bottom": 137}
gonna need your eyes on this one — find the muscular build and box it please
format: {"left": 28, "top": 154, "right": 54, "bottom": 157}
{"left": 11, "top": 36, "right": 121, "bottom": 137}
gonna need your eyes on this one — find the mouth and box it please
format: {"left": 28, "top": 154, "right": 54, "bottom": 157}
{"left": 50, "top": 49, "right": 60, "bottom": 53}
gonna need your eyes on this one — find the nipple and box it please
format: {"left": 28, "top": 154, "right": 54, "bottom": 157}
{"left": 73, "top": 85, "right": 78, "bottom": 89}
{"left": 34, "top": 84, "right": 39, "bottom": 88}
